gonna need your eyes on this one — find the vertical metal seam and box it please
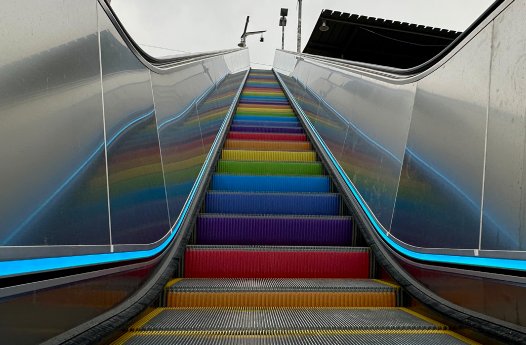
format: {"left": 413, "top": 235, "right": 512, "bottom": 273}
{"left": 196, "top": 102, "right": 206, "bottom": 155}
{"left": 387, "top": 83, "right": 417, "bottom": 235}
{"left": 148, "top": 70, "right": 172, "bottom": 230}
{"left": 478, "top": 22, "right": 495, "bottom": 252}
{"left": 96, "top": 4, "right": 113, "bottom": 252}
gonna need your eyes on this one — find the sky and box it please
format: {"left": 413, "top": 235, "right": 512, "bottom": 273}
{"left": 111, "top": 0, "right": 494, "bottom": 68}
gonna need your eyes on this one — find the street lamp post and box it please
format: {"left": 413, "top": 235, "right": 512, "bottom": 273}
{"left": 297, "top": 0, "right": 302, "bottom": 53}
{"left": 279, "top": 8, "right": 288, "bottom": 50}
{"left": 238, "top": 16, "right": 266, "bottom": 48}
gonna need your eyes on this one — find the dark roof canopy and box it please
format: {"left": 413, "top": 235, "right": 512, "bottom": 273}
{"left": 303, "top": 10, "right": 462, "bottom": 68}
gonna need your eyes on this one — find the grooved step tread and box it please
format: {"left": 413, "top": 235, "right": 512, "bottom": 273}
{"left": 129, "top": 308, "right": 446, "bottom": 332}
{"left": 221, "top": 150, "right": 316, "bottom": 162}
{"left": 223, "top": 140, "right": 311, "bottom": 151}
{"left": 196, "top": 214, "right": 352, "bottom": 246}
{"left": 184, "top": 246, "right": 370, "bottom": 279}
{"left": 165, "top": 291, "right": 397, "bottom": 308}
{"left": 204, "top": 191, "right": 340, "bottom": 215}
{"left": 210, "top": 174, "right": 330, "bottom": 193}
{"left": 112, "top": 332, "right": 476, "bottom": 345}
{"left": 227, "top": 132, "right": 307, "bottom": 142}
{"left": 217, "top": 160, "right": 323, "bottom": 176}
{"left": 166, "top": 278, "right": 396, "bottom": 292}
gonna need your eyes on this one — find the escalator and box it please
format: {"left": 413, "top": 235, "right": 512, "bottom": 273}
{"left": 110, "top": 69, "right": 476, "bottom": 345}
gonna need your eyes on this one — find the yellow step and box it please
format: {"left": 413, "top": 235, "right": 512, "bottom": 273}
{"left": 221, "top": 149, "right": 316, "bottom": 162}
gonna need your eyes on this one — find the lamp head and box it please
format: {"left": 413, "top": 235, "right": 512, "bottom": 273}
{"left": 319, "top": 19, "right": 329, "bottom": 32}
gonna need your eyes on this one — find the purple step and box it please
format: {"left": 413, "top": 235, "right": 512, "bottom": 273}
{"left": 196, "top": 214, "right": 352, "bottom": 246}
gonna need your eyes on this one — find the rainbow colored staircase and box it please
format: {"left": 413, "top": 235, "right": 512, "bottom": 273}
{"left": 112, "top": 70, "right": 476, "bottom": 344}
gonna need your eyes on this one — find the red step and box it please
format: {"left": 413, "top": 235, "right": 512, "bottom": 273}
{"left": 184, "top": 246, "right": 370, "bottom": 278}
{"left": 227, "top": 132, "right": 307, "bottom": 142}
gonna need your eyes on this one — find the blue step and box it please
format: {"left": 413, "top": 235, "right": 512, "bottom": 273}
{"left": 204, "top": 191, "right": 340, "bottom": 215}
{"left": 211, "top": 175, "right": 331, "bottom": 193}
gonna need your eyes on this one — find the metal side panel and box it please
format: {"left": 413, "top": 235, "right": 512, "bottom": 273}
{"left": 0, "top": 0, "right": 110, "bottom": 250}
{"left": 390, "top": 23, "right": 493, "bottom": 250}
{"left": 98, "top": 5, "right": 170, "bottom": 246}
{"left": 482, "top": 0, "right": 526, "bottom": 252}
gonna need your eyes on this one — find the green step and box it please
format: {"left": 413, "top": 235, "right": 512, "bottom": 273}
{"left": 217, "top": 160, "right": 323, "bottom": 176}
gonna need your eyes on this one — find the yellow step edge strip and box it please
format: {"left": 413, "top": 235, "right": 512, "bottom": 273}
{"left": 400, "top": 308, "right": 448, "bottom": 330}
{"left": 164, "top": 278, "right": 183, "bottom": 289}
{"left": 128, "top": 308, "right": 163, "bottom": 330}
{"left": 372, "top": 279, "right": 400, "bottom": 289}
{"left": 221, "top": 150, "right": 316, "bottom": 162}
{"left": 112, "top": 330, "right": 479, "bottom": 344}
{"left": 165, "top": 291, "right": 396, "bottom": 308}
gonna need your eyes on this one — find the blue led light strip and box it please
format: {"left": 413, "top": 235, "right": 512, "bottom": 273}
{"left": 276, "top": 71, "right": 526, "bottom": 272}
{"left": 0, "top": 70, "right": 249, "bottom": 278}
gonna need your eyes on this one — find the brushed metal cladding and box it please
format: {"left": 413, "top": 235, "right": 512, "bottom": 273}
{"left": 285, "top": 63, "right": 322, "bottom": 131}
{"left": 303, "top": 63, "right": 347, "bottom": 161}
{"left": 339, "top": 75, "right": 415, "bottom": 229}
{"left": 273, "top": 50, "right": 298, "bottom": 76}
{"left": 224, "top": 50, "right": 250, "bottom": 74}
{"left": 483, "top": 0, "right": 526, "bottom": 251}
{"left": 151, "top": 66, "right": 209, "bottom": 226}
{"left": 98, "top": 6, "right": 170, "bottom": 245}
{"left": 391, "top": 25, "right": 492, "bottom": 249}
{"left": 279, "top": 72, "right": 321, "bottom": 135}
{"left": 0, "top": 0, "right": 110, "bottom": 246}
{"left": 199, "top": 71, "right": 246, "bottom": 153}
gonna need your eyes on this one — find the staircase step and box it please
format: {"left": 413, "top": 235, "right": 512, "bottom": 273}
{"left": 184, "top": 246, "right": 369, "bottom": 278}
{"left": 129, "top": 307, "right": 443, "bottom": 332}
{"left": 113, "top": 332, "right": 473, "bottom": 345}
{"left": 217, "top": 161, "right": 323, "bottom": 176}
{"left": 210, "top": 174, "right": 329, "bottom": 192}
{"left": 232, "top": 120, "right": 301, "bottom": 128}
{"left": 221, "top": 150, "right": 316, "bottom": 162}
{"left": 239, "top": 99, "right": 290, "bottom": 106}
{"left": 230, "top": 125, "right": 303, "bottom": 134}
{"left": 227, "top": 132, "right": 307, "bottom": 141}
{"left": 196, "top": 214, "right": 351, "bottom": 246}
{"left": 234, "top": 115, "right": 298, "bottom": 122}
{"left": 204, "top": 191, "right": 340, "bottom": 215}
{"left": 165, "top": 278, "right": 397, "bottom": 308}
{"left": 224, "top": 139, "right": 311, "bottom": 151}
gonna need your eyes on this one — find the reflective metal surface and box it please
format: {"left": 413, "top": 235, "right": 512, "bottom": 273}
{"left": 391, "top": 25, "right": 492, "bottom": 249}
{"left": 0, "top": 0, "right": 250, "bottom": 343}
{"left": 99, "top": 6, "right": 169, "bottom": 245}
{"left": 0, "top": 0, "right": 110, "bottom": 247}
{"left": 482, "top": 0, "right": 526, "bottom": 251}
{"left": 198, "top": 71, "right": 247, "bottom": 154}
{"left": 274, "top": 0, "right": 526, "bottom": 261}
{"left": 151, "top": 68, "right": 206, "bottom": 226}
